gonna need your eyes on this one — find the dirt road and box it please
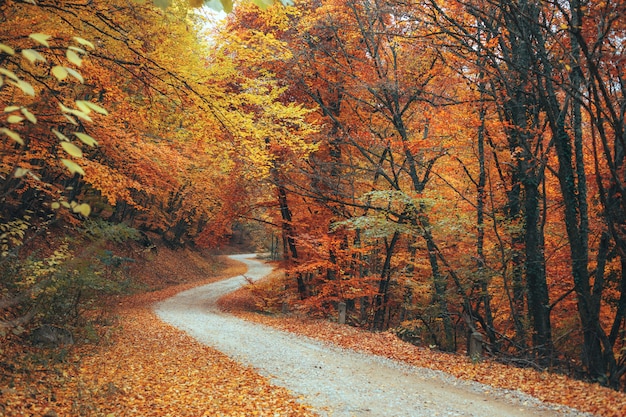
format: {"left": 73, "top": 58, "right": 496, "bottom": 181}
{"left": 154, "top": 254, "right": 593, "bottom": 417}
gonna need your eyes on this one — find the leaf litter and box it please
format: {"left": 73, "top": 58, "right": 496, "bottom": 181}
{"left": 0, "top": 253, "right": 315, "bottom": 417}
{"left": 220, "top": 268, "right": 626, "bottom": 417}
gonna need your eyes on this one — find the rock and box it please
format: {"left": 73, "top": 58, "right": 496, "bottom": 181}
{"left": 30, "top": 325, "right": 74, "bottom": 347}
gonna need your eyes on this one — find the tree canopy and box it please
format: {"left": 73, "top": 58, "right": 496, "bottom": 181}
{"left": 2, "top": 0, "right": 626, "bottom": 393}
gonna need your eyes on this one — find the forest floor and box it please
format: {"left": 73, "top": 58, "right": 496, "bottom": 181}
{"left": 1, "top": 245, "right": 625, "bottom": 416}
{"left": 219, "top": 257, "right": 626, "bottom": 417}
{"left": 156, "top": 253, "right": 600, "bottom": 417}
{"left": 0, "top": 247, "right": 315, "bottom": 417}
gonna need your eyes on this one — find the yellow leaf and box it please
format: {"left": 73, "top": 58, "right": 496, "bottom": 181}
{"left": 59, "top": 103, "right": 92, "bottom": 122}
{"left": 61, "top": 159, "right": 85, "bottom": 176}
{"left": 4, "top": 106, "right": 20, "bottom": 112}
{"left": 61, "top": 201, "right": 71, "bottom": 208}
{"left": 14, "top": 168, "right": 29, "bottom": 178}
{"left": 8, "top": 79, "right": 35, "bottom": 96}
{"left": 76, "top": 100, "right": 92, "bottom": 114}
{"left": 20, "top": 107, "right": 37, "bottom": 123}
{"left": 61, "top": 141, "right": 83, "bottom": 158}
{"left": 51, "top": 202, "right": 61, "bottom": 210}
{"left": 0, "top": 68, "right": 19, "bottom": 82}
{"left": 78, "top": 100, "right": 109, "bottom": 115}
{"left": 73, "top": 203, "right": 91, "bottom": 217}
{"left": 73, "top": 37, "right": 95, "bottom": 49}
{"left": 29, "top": 33, "right": 51, "bottom": 47}
{"left": 63, "top": 114, "right": 78, "bottom": 125}
{"left": 74, "top": 132, "right": 98, "bottom": 147}
{"left": 68, "top": 46, "right": 87, "bottom": 55}
{"left": 0, "top": 43, "right": 15, "bottom": 55}
{"left": 22, "top": 49, "right": 46, "bottom": 64}
{"left": 52, "top": 129, "right": 70, "bottom": 142}
{"left": 65, "top": 67, "right": 84, "bottom": 83}
{"left": 7, "top": 115, "right": 24, "bottom": 124}
{"left": 66, "top": 49, "right": 82, "bottom": 66}
{"left": 221, "top": 0, "right": 233, "bottom": 13}
{"left": 52, "top": 65, "right": 68, "bottom": 81}
{"left": 0, "top": 127, "right": 24, "bottom": 145}
{"left": 253, "top": 0, "right": 274, "bottom": 9}
{"left": 154, "top": 0, "right": 172, "bottom": 10}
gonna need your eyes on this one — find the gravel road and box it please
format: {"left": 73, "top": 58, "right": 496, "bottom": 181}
{"left": 154, "top": 253, "right": 595, "bottom": 417}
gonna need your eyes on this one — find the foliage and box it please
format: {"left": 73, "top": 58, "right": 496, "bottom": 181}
{"left": 0, "top": 214, "right": 30, "bottom": 257}
{"left": 81, "top": 218, "right": 140, "bottom": 244}
{"left": 151, "top": 0, "right": 294, "bottom": 13}
{"left": 0, "top": 255, "right": 315, "bottom": 417}
{"left": 0, "top": 220, "right": 140, "bottom": 339}
{"left": 0, "top": 30, "right": 105, "bottom": 218}
{"left": 221, "top": 255, "right": 626, "bottom": 417}
{"left": 223, "top": 0, "right": 626, "bottom": 389}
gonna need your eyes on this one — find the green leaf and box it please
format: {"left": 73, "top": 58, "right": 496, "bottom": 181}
{"left": 73, "top": 37, "right": 95, "bottom": 50}
{"left": 52, "top": 65, "right": 69, "bottom": 81}
{"left": 29, "top": 33, "right": 51, "bottom": 47}
{"left": 0, "top": 128, "right": 24, "bottom": 145}
{"left": 66, "top": 49, "right": 82, "bottom": 66}
{"left": 74, "top": 132, "right": 98, "bottom": 147}
{"left": 20, "top": 108, "right": 37, "bottom": 124}
{"left": 4, "top": 106, "right": 20, "bottom": 112}
{"left": 61, "top": 159, "right": 85, "bottom": 176}
{"left": 61, "top": 141, "right": 83, "bottom": 158}
{"left": 22, "top": 49, "right": 46, "bottom": 64}
{"left": 51, "top": 202, "right": 61, "bottom": 210}
{"left": 0, "top": 43, "right": 15, "bottom": 55}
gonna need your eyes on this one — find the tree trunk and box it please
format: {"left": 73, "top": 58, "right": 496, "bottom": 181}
{"left": 372, "top": 231, "right": 400, "bottom": 331}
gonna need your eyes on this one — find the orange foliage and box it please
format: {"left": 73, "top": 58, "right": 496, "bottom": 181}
{"left": 0, "top": 256, "right": 315, "bottom": 417}
{"left": 226, "top": 283, "right": 626, "bottom": 417}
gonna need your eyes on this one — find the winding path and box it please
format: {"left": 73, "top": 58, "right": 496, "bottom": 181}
{"left": 154, "top": 253, "right": 591, "bottom": 417}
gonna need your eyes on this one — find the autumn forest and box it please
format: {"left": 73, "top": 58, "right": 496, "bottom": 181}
{"left": 2, "top": 0, "right": 626, "bottom": 406}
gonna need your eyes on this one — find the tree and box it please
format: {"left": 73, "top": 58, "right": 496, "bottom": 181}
{"left": 226, "top": 0, "right": 626, "bottom": 388}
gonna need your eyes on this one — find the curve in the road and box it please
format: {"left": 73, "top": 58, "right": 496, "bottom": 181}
{"left": 154, "top": 253, "right": 590, "bottom": 417}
